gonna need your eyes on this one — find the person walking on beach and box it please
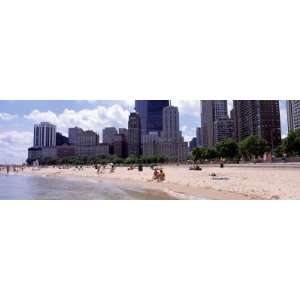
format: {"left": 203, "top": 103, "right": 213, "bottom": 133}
{"left": 6, "top": 165, "right": 9, "bottom": 174}
{"left": 97, "top": 164, "right": 101, "bottom": 175}
{"left": 110, "top": 163, "right": 115, "bottom": 173}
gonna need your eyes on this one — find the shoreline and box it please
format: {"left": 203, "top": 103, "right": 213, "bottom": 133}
{"left": 2, "top": 163, "right": 300, "bottom": 199}
{"left": 2, "top": 170, "right": 201, "bottom": 200}
{"left": 0, "top": 165, "right": 273, "bottom": 200}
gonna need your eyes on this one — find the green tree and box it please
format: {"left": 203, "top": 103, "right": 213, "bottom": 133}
{"left": 192, "top": 147, "right": 207, "bottom": 162}
{"left": 274, "top": 139, "right": 287, "bottom": 157}
{"left": 239, "top": 135, "right": 269, "bottom": 160}
{"left": 26, "top": 158, "right": 35, "bottom": 165}
{"left": 206, "top": 148, "right": 218, "bottom": 160}
{"left": 216, "top": 139, "right": 239, "bottom": 160}
{"left": 158, "top": 156, "right": 168, "bottom": 164}
{"left": 125, "top": 156, "right": 138, "bottom": 164}
{"left": 192, "top": 147, "right": 217, "bottom": 162}
{"left": 285, "top": 129, "right": 300, "bottom": 156}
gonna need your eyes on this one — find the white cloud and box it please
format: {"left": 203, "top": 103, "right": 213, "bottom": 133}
{"left": 121, "top": 100, "right": 135, "bottom": 110}
{"left": 181, "top": 125, "right": 195, "bottom": 142}
{"left": 24, "top": 105, "right": 131, "bottom": 137}
{"left": 0, "top": 130, "right": 33, "bottom": 164}
{"left": 0, "top": 113, "right": 17, "bottom": 121}
{"left": 280, "top": 102, "right": 288, "bottom": 138}
{"left": 228, "top": 100, "right": 233, "bottom": 112}
{"left": 172, "top": 100, "right": 200, "bottom": 118}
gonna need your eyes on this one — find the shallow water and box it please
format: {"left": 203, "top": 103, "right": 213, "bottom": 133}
{"left": 0, "top": 174, "right": 175, "bottom": 200}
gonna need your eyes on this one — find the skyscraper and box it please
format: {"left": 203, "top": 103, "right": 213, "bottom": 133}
{"left": 68, "top": 127, "right": 99, "bottom": 146}
{"left": 161, "top": 106, "right": 181, "bottom": 142}
{"left": 135, "top": 100, "right": 170, "bottom": 136}
{"left": 214, "top": 118, "right": 234, "bottom": 144}
{"left": 128, "top": 112, "right": 141, "bottom": 157}
{"left": 287, "top": 100, "right": 300, "bottom": 131}
{"left": 201, "top": 101, "right": 228, "bottom": 147}
{"left": 56, "top": 132, "right": 69, "bottom": 146}
{"left": 111, "top": 133, "right": 128, "bottom": 158}
{"left": 189, "top": 137, "right": 197, "bottom": 152}
{"left": 33, "top": 122, "right": 56, "bottom": 148}
{"left": 233, "top": 100, "right": 281, "bottom": 149}
{"left": 142, "top": 132, "right": 160, "bottom": 157}
{"left": 119, "top": 128, "right": 128, "bottom": 137}
{"left": 160, "top": 105, "right": 188, "bottom": 161}
{"left": 196, "top": 127, "right": 202, "bottom": 147}
{"left": 142, "top": 105, "right": 188, "bottom": 161}
{"left": 102, "top": 127, "right": 118, "bottom": 144}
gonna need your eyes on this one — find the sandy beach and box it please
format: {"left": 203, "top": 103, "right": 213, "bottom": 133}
{"left": 2, "top": 163, "right": 300, "bottom": 199}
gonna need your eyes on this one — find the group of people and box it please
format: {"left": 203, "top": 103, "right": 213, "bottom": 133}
{"left": 152, "top": 168, "right": 166, "bottom": 182}
{"left": 75, "top": 165, "right": 84, "bottom": 171}
{"left": 0, "top": 165, "right": 25, "bottom": 174}
{"left": 127, "top": 165, "right": 166, "bottom": 182}
{"left": 95, "top": 163, "right": 116, "bottom": 175}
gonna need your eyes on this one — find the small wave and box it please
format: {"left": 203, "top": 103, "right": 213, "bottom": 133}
{"left": 163, "top": 189, "right": 205, "bottom": 200}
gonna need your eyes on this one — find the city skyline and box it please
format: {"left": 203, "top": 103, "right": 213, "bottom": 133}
{"left": 0, "top": 100, "right": 289, "bottom": 163}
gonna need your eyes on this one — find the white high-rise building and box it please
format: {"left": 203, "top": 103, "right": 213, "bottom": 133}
{"left": 161, "top": 106, "right": 181, "bottom": 142}
{"left": 287, "top": 100, "right": 300, "bottom": 131}
{"left": 33, "top": 122, "right": 56, "bottom": 148}
{"left": 142, "top": 132, "right": 160, "bottom": 156}
{"left": 142, "top": 105, "right": 188, "bottom": 161}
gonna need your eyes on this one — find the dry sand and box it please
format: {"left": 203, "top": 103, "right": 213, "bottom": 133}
{"left": 3, "top": 163, "right": 300, "bottom": 200}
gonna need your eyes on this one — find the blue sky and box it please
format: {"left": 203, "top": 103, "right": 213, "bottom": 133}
{"left": 0, "top": 100, "right": 288, "bottom": 164}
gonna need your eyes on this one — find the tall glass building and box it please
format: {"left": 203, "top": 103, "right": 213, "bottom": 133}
{"left": 201, "top": 100, "right": 228, "bottom": 147}
{"left": 135, "top": 100, "right": 170, "bottom": 136}
{"left": 232, "top": 100, "right": 281, "bottom": 149}
{"left": 287, "top": 100, "right": 300, "bottom": 131}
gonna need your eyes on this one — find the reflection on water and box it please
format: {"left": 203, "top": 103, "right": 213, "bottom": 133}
{"left": 0, "top": 174, "right": 174, "bottom": 200}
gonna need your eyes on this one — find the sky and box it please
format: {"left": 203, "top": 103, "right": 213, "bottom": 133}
{"left": 0, "top": 100, "right": 288, "bottom": 164}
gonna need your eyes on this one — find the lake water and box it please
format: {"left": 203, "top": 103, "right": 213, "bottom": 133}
{"left": 0, "top": 174, "right": 175, "bottom": 200}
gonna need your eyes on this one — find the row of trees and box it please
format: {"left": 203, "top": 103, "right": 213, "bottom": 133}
{"left": 27, "top": 155, "right": 169, "bottom": 166}
{"left": 192, "top": 129, "right": 300, "bottom": 163}
{"left": 26, "top": 129, "right": 300, "bottom": 166}
{"left": 275, "top": 129, "right": 300, "bottom": 157}
{"left": 192, "top": 135, "right": 269, "bottom": 162}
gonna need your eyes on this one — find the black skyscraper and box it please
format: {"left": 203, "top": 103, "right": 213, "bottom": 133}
{"left": 56, "top": 132, "right": 69, "bottom": 146}
{"left": 128, "top": 112, "right": 141, "bottom": 157}
{"left": 233, "top": 100, "right": 281, "bottom": 149}
{"left": 135, "top": 100, "right": 170, "bottom": 136}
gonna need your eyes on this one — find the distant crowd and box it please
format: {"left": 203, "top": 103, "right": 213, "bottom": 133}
{"left": 0, "top": 165, "right": 25, "bottom": 174}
